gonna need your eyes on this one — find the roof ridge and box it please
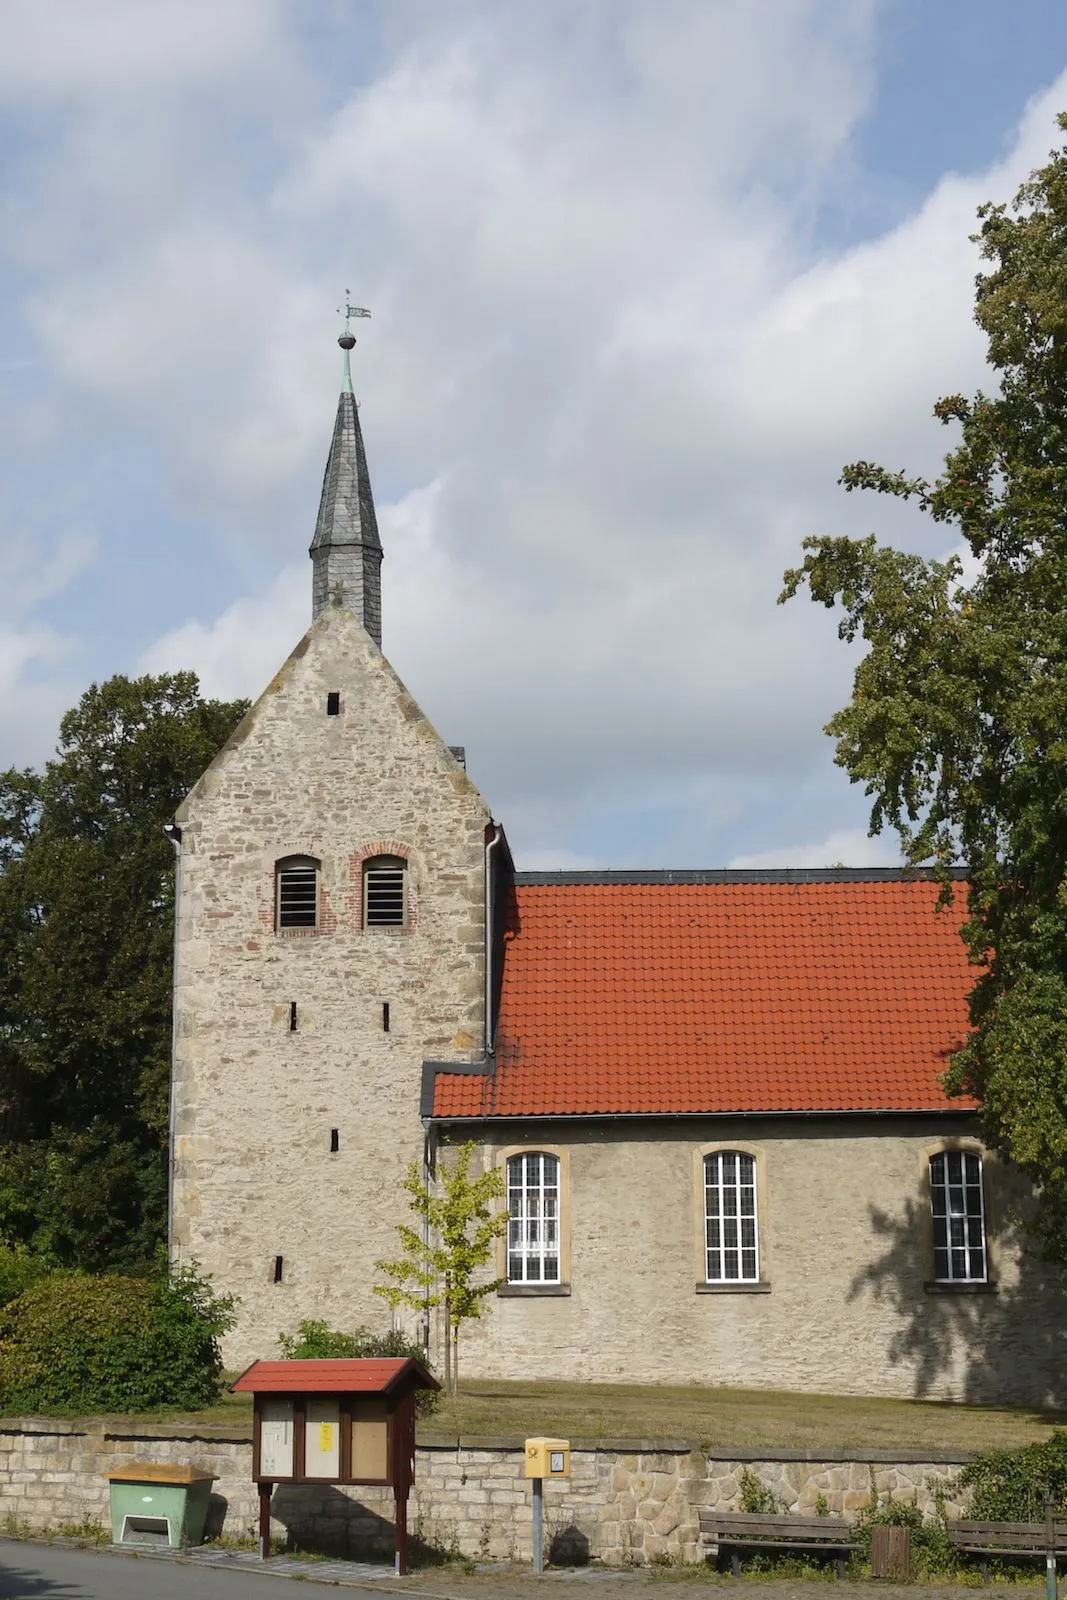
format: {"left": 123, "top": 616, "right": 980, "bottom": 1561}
{"left": 513, "top": 867, "right": 967, "bottom": 886}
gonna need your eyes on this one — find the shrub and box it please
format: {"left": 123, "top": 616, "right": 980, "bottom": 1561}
{"left": 0, "top": 1245, "right": 49, "bottom": 1310}
{"left": 0, "top": 1265, "right": 235, "bottom": 1414}
{"left": 277, "top": 1319, "right": 439, "bottom": 1415}
{"left": 854, "top": 1473, "right": 959, "bottom": 1578}
{"left": 738, "top": 1468, "right": 780, "bottom": 1514}
{"left": 958, "top": 1431, "right": 1067, "bottom": 1523}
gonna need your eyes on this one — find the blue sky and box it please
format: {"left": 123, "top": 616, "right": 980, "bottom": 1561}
{"left": 1, "top": 0, "right": 1067, "bottom": 868}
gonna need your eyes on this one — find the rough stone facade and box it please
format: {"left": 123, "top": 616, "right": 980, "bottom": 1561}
{"left": 0, "top": 1421, "right": 973, "bottom": 1566}
{"left": 170, "top": 603, "right": 491, "bottom": 1365}
{"left": 461, "top": 1119, "right": 1066, "bottom": 1406}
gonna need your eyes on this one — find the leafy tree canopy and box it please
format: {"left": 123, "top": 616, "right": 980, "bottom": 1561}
{"left": 0, "top": 672, "right": 246, "bottom": 1271}
{"left": 781, "top": 115, "right": 1067, "bottom": 1267}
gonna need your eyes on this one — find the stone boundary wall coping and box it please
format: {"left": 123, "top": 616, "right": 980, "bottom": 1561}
{"left": 0, "top": 1419, "right": 974, "bottom": 1464}
{"left": 703, "top": 1447, "right": 975, "bottom": 1465}
{"left": 0, "top": 1417, "right": 252, "bottom": 1442}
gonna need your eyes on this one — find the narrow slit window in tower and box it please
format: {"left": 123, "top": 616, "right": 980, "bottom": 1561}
{"left": 330, "top": 1129, "right": 339, "bottom": 1153}
{"left": 273, "top": 1255, "right": 284, "bottom": 1284}
{"left": 382, "top": 1002, "right": 390, "bottom": 1032}
{"left": 289, "top": 1002, "right": 298, "bottom": 1031}
{"left": 327, "top": 692, "right": 340, "bottom": 715}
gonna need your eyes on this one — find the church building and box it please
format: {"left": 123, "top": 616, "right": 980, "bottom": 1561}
{"left": 168, "top": 332, "right": 1065, "bottom": 1407}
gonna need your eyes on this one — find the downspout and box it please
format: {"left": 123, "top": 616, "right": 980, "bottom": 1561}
{"left": 163, "top": 823, "right": 182, "bottom": 1272}
{"left": 421, "top": 1120, "right": 434, "bottom": 1351}
{"left": 484, "top": 823, "right": 503, "bottom": 1058}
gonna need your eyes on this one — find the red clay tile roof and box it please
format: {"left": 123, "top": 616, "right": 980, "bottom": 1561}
{"left": 432, "top": 874, "right": 976, "bottom": 1119}
{"left": 231, "top": 1358, "right": 438, "bottom": 1394}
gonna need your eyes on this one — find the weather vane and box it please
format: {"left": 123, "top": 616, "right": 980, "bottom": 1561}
{"left": 337, "top": 291, "right": 370, "bottom": 392}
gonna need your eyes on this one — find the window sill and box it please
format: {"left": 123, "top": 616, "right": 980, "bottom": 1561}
{"left": 696, "top": 1281, "right": 771, "bottom": 1294}
{"left": 924, "top": 1280, "right": 997, "bottom": 1295}
{"left": 498, "top": 1283, "right": 571, "bottom": 1298}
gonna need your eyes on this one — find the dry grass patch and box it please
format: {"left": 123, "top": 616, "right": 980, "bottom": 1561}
{"left": 425, "top": 1379, "right": 1067, "bottom": 1453}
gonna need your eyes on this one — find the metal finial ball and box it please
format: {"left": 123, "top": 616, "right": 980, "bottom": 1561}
{"left": 338, "top": 333, "right": 356, "bottom": 350}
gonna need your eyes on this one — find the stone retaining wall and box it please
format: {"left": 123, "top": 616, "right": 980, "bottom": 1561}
{"left": 0, "top": 1421, "right": 972, "bottom": 1566}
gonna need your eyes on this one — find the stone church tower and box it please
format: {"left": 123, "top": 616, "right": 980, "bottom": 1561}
{"left": 168, "top": 331, "right": 496, "bottom": 1363}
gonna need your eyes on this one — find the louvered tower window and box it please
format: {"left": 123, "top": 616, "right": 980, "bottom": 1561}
{"left": 276, "top": 856, "right": 320, "bottom": 930}
{"left": 363, "top": 855, "right": 407, "bottom": 927}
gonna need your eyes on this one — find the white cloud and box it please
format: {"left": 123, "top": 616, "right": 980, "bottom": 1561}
{"left": 0, "top": 623, "right": 77, "bottom": 767}
{"left": 2, "top": 3, "right": 1066, "bottom": 864}
{"left": 729, "top": 827, "right": 902, "bottom": 870}
{"left": 0, "top": 0, "right": 287, "bottom": 101}
{"left": 138, "top": 564, "right": 309, "bottom": 703}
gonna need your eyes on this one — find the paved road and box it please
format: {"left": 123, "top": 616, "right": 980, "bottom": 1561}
{"left": 0, "top": 1542, "right": 1042, "bottom": 1600}
{"left": 0, "top": 1540, "right": 398, "bottom": 1599}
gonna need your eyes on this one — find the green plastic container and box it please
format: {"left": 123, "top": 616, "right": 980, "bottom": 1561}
{"left": 108, "top": 1464, "right": 215, "bottom": 1548}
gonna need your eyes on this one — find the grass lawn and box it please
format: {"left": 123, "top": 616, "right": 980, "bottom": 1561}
{"left": 426, "top": 1379, "right": 1067, "bottom": 1453}
{"left": 37, "top": 1379, "right": 1067, "bottom": 1455}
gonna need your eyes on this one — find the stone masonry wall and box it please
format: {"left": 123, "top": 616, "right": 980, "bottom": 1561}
{"left": 0, "top": 1421, "right": 972, "bottom": 1566}
{"left": 170, "top": 604, "right": 491, "bottom": 1366}
{"left": 462, "top": 1119, "right": 1067, "bottom": 1406}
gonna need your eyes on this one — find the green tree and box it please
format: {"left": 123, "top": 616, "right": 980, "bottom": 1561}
{"left": 0, "top": 673, "right": 246, "bottom": 1270}
{"left": 780, "top": 114, "right": 1067, "bottom": 1268}
{"left": 374, "top": 1142, "right": 506, "bottom": 1396}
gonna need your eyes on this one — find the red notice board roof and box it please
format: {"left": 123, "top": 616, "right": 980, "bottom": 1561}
{"left": 230, "top": 1357, "right": 440, "bottom": 1394}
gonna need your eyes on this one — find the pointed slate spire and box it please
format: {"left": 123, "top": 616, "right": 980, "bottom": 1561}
{"left": 310, "top": 303, "right": 382, "bottom": 644}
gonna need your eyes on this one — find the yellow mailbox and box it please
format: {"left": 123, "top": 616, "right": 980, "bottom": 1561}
{"left": 524, "top": 1436, "right": 570, "bottom": 1479}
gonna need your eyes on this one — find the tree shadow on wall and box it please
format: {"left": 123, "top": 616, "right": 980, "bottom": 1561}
{"left": 849, "top": 1197, "right": 1067, "bottom": 1410}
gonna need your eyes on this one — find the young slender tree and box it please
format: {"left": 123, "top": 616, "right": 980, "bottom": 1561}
{"left": 374, "top": 1142, "right": 505, "bottom": 1396}
{"left": 780, "top": 114, "right": 1067, "bottom": 1269}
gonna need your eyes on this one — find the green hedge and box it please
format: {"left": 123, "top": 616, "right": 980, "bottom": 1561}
{"left": 0, "top": 1266, "right": 235, "bottom": 1414}
{"left": 958, "top": 1431, "right": 1067, "bottom": 1522}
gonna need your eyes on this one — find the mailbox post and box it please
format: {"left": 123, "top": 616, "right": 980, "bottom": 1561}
{"left": 231, "top": 1356, "right": 439, "bottom": 1574}
{"left": 524, "top": 1437, "right": 570, "bottom": 1573}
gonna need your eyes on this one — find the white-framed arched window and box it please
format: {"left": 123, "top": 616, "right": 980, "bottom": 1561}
{"left": 930, "top": 1149, "right": 987, "bottom": 1283}
{"left": 275, "top": 855, "right": 320, "bottom": 931}
{"left": 704, "top": 1149, "right": 760, "bottom": 1283}
{"left": 506, "top": 1152, "right": 560, "bottom": 1284}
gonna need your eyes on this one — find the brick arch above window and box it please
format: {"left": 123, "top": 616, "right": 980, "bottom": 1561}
{"left": 351, "top": 840, "right": 411, "bottom": 866}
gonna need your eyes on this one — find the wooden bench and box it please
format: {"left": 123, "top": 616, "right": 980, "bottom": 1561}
{"left": 699, "top": 1511, "right": 859, "bottom": 1578}
{"left": 947, "top": 1515, "right": 1067, "bottom": 1583}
